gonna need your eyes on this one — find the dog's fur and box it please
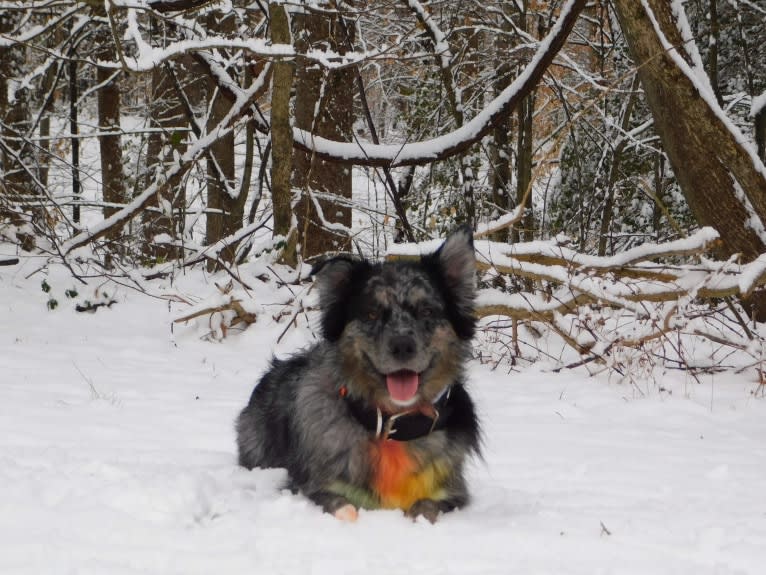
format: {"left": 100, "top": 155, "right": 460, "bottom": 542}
{"left": 236, "top": 227, "right": 480, "bottom": 522}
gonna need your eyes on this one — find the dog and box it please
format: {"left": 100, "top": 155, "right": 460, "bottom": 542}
{"left": 236, "top": 227, "right": 480, "bottom": 522}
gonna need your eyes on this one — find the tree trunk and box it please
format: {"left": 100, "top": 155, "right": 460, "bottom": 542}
{"left": 203, "top": 9, "right": 240, "bottom": 270}
{"left": 37, "top": 36, "right": 62, "bottom": 190}
{"left": 597, "top": 77, "right": 640, "bottom": 256}
{"left": 291, "top": 8, "right": 354, "bottom": 259}
{"left": 490, "top": 11, "right": 513, "bottom": 243}
{"left": 706, "top": 0, "right": 722, "bottom": 105}
{"left": 269, "top": 2, "right": 297, "bottom": 265}
{"left": 143, "top": 44, "right": 201, "bottom": 261}
{"left": 0, "top": 11, "right": 36, "bottom": 249}
{"left": 95, "top": 22, "right": 126, "bottom": 248}
{"left": 69, "top": 54, "right": 81, "bottom": 224}
{"left": 510, "top": 2, "right": 537, "bottom": 245}
{"left": 613, "top": 0, "right": 766, "bottom": 320}
{"left": 513, "top": 91, "right": 536, "bottom": 244}
{"left": 756, "top": 107, "right": 766, "bottom": 163}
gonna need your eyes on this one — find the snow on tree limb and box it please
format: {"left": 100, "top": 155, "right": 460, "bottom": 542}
{"left": 389, "top": 227, "right": 766, "bottom": 321}
{"left": 3, "top": 0, "right": 585, "bottom": 169}
{"left": 475, "top": 248, "right": 766, "bottom": 322}
{"left": 635, "top": 0, "right": 766, "bottom": 239}
{"left": 481, "top": 227, "right": 722, "bottom": 271}
{"left": 612, "top": 0, "right": 766, "bottom": 325}
{"left": 291, "top": 0, "right": 587, "bottom": 167}
{"left": 59, "top": 64, "right": 271, "bottom": 255}
{"left": 115, "top": 4, "right": 386, "bottom": 73}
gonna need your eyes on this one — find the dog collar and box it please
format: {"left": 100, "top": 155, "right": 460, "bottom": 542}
{"left": 341, "top": 386, "right": 453, "bottom": 441}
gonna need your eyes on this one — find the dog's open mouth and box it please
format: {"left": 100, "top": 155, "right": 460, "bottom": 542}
{"left": 386, "top": 370, "right": 420, "bottom": 404}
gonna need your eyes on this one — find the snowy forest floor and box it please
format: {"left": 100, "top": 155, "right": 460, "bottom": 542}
{"left": 2, "top": 252, "right": 766, "bottom": 575}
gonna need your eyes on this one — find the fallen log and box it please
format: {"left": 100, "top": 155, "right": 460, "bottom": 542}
{"left": 388, "top": 227, "right": 766, "bottom": 321}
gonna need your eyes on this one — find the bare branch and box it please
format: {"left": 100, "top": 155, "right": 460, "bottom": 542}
{"left": 59, "top": 64, "right": 271, "bottom": 254}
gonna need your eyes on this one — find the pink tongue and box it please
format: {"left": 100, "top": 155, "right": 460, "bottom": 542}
{"left": 386, "top": 371, "right": 420, "bottom": 402}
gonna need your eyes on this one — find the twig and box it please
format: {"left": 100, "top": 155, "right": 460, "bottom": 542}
{"left": 276, "top": 305, "right": 303, "bottom": 344}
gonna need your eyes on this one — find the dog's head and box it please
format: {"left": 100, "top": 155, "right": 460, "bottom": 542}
{"left": 313, "top": 227, "right": 476, "bottom": 412}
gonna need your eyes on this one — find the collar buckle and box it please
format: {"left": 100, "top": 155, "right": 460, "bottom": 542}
{"left": 377, "top": 406, "right": 441, "bottom": 441}
{"left": 344, "top": 386, "right": 452, "bottom": 442}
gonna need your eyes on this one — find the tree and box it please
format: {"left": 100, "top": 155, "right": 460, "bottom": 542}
{"left": 94, "top": 9, "right": 126, "bottom": 253}
{"left": 202, "top": 8, "right": 241, "bottom": 269}
{"left": 290, "top": 6, "right": 354, "bottom": 259}
{"left": 143, "top": 52, "right": 196, "bottom": 261}
{"left": 269, "top": 1, "right": 297, "bottom": 265}
{"left": 0, "top": 10, "right": 36, "bottom": 249}
{"left": 612, "top": 0, "right": 766, "bottom": 319}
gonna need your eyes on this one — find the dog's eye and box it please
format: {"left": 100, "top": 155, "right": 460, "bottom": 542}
{"left": 419, "top": 305, "right": 435, "bottom": 318}
{"left": 367, "top": 310, "right": 379, "bottom": 321}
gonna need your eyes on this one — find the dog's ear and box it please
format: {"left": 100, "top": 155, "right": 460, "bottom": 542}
{"left": 436, "top": 225, "right": 476, "bottom": 296}
{"left": 312, "top": 256, "right": 355, "bottom": 294}
{"left": 425, "top": 225, "right": 476, "bottom": 339}
{"left": 312, "top": 256, "right": 370, "bottom": 341}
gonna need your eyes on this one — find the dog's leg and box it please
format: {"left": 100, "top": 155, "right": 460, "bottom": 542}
{"left": 309, "top": 491, "right": 359, "bottom": 522}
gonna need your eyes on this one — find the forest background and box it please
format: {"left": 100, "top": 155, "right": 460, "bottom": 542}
{"left": 2, "top": 0, "right": 766, "bottom": 374}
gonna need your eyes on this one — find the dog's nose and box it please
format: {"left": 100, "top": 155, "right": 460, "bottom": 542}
{"left": 388, "top": 334, "right": 416, "bottom": 361}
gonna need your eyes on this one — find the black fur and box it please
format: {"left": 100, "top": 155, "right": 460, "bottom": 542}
{"left": 236, "top": 227, "right": 480, "bottom": 521}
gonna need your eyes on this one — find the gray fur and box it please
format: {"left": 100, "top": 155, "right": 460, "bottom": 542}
{"left": 237, "top": 343, "right": 373, "bottom": 493}
{"left": 435, "top": 226, "right": 477, "bottom": 325}
{"left": 236, "top": 228, "right": 481, "bottom": 520}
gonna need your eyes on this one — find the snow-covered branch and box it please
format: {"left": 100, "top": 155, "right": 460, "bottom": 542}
{"left": 59, "top": 63, "right": 270, "bottom": 255}
{"left": 389, "top": 227, "right": 766, "bottom": 322}
{"left": 291, "top": 0, "right": 587, "bottom": 167}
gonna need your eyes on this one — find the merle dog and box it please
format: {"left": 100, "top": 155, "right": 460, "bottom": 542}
{"left": 236, "top": 227, "right": 480, "bottom": 522}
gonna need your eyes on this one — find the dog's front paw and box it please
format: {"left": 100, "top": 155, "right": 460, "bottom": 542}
{"left": 311, "top": 491, "right": 358, "bottom": 522}
{"left": 406, "top": 499, "right": 442, "bottom": 524}
{"left": 333, "top": 503, "right": 359, "bottom": 522}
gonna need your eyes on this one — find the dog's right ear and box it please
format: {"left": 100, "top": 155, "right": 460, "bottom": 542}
{"left": 312, "top": 256, "right": 369, "bottom": 341}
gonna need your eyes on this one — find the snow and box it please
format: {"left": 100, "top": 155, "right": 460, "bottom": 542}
{"left": 474, "top": 227, "right": 720, "bottom": 270}
{"left": 668, "top": 0, "right": 716, "bottom": 98}
{"left": 392, "top": 227, "right": 731, "bottom": 318}
{"left": 474, "top": 209, "right": 525, "bottom": 238}
{"left": 2, "top": 254, "right": 766, "bottom": 574}
{"left": 739, "top": 253, "right": 766, "bottom": 296}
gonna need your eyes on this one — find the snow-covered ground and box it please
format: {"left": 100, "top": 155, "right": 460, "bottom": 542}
{"left": 2, "top": 254, "right": 766, "bottom": 575}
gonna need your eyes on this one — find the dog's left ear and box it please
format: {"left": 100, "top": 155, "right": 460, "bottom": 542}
{"left": 426, "top": 225, "right": 477, "bottom": 339}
